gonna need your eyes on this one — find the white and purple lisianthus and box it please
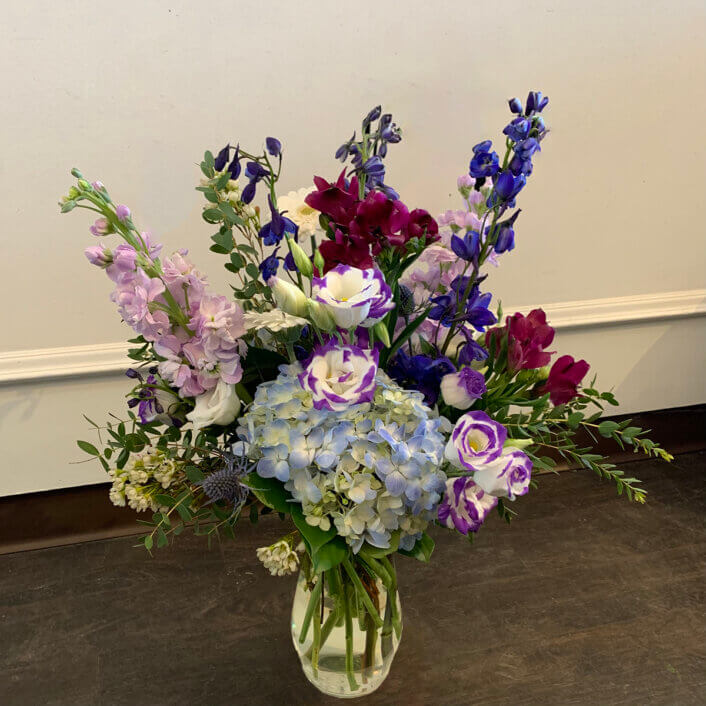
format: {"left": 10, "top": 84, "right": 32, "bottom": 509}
{"left": 312, "top": 264, "right": 394, "bottom": 329}
{"left": 445, "top": 410, "right": 507, "bottom": 470}
{"left": 437, "top": 476, "right": 497, "bottom": 534}
{"left": 299, "top": 341, "right": 378, "bottom": 412}
{"left": 473, "top": 449, "right": 533, "bottom": 500}
{"left": 440, "top": 367, "right": 487, "bottom": 409}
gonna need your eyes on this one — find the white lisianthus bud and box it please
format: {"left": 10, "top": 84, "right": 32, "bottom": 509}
{"left": 503, "top": 437, "right": 533, "bottom": 450}
{"left": 313, "top": 249, "right": 325, "bottom": 274}
{"left": 267, "top": 276, "right": 309, "bottom": 317}
{"left": 307, "top": 300, "right": 335, "bottom": 331}
{"left": 186, "top": 381, "right": 240, "bottom": 431}
{"left": 286, "top": 236, "right": 313, "bottom": 278}
{"left": 372, "top": 320, "right": 391, "bottom": 347}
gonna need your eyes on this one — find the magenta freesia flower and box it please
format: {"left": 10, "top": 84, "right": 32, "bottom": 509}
{"left": 299, "top": 342, "right": 378, "bottom": 412}
{"left": 437, "top": 476, "right": 497, "bottom": 535}
{"left": 540, "top": 355, "right": 590, "bottom": 405}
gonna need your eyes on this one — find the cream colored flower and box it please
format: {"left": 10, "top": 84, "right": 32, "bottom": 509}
{"left": 243, "top": 309, "right": 309, "bottom": 333}
{"left": 277, "top": 187, "right": 321, "bottom": 237}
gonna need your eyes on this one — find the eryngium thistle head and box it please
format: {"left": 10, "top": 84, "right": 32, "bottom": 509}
{"left": 397, "top": 284, "right": 415, "bottom": 316}
{"left": 199, "top": 452, "right": 253, "bottom": 507}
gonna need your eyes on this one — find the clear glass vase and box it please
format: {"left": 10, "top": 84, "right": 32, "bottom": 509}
{"left": 291, "top": 556, "right": 402, "bottom": 699}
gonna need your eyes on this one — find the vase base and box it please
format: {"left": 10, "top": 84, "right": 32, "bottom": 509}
{"left": 299, "top": 653, "right": 392, "bottom": 699}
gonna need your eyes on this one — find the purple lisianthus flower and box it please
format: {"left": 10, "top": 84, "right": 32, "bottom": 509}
{"left": 437, "top": 476, "right": 497, "bottom": 535}
{"left": 312, "top": 264, "right": 394, "bottom": 329}
{"left": 299, "top": 342, "right": 378, "bottom": 412}
{"left": 440, "top": 367, "right": 487, "bottom": 409}
{"left": 473, "top": 449, "right": 533, "bottom": 501}
{"left": 445, "top": 410, "right": 507, "bottom": 471}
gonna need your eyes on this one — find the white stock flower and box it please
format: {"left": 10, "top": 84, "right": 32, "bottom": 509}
{"left": 186, "top": 380, "right": 240, "bottom": 431}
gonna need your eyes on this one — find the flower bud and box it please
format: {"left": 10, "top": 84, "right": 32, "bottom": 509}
{"left": 313, "top": 249, "right": 325, "bottom": 274}
{"left": 372, "top": 320, "right": 391, "bottom": 347}
{"left": 70, "top": 168, "right": 83, "bottom": 179}
{"left": 267, "top": 276, "right": 309, "bottom": 317}
{"left": 307, "top": 300, "right": 335, "bottom": 331}
{"left": 67, "top": 186, "right": 80, "bottom": 199}
{"left": 77, "top": 179, "right": 92, "bottom": 191}
{"left": 504, "top": 437, "right": 533, "bottom": 450}
{"left": 286, "top": 236, "right": 313, "bottom": 278}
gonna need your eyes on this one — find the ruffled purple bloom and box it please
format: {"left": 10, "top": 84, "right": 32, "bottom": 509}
{"left": 437, "top": 476, "right": 497, "bottom": 535}
{"left": 299, "top": 341, "right": 378, "bottom": 412}
{"left": 445, "top": 410, "right": 507, "bottom": 471}
{"left": 473, "top": 450, "right": 533, "bottom": 501}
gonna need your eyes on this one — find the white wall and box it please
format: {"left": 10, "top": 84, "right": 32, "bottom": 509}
{"left": 1, "top": 0, "right": 705, "bottom": 495}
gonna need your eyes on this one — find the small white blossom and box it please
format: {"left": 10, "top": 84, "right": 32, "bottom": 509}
{"left": 256, "top": 539, "right": 299, "bottom": 576}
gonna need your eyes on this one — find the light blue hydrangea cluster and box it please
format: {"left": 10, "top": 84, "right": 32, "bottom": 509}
{"left": 237, "top": 363, "right": 448, "bottom": 552}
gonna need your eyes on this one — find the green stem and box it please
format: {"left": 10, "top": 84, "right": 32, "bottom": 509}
{"left": 342, "top": 559, "right": 383, "bottom": 629}
{"left": 298, "top": 576, "right": 322, "bottom": 644}
{"left": 344, "top": 581, "right": 359, "bottom": 691}
{"left": 311, "top": 582, "right": 322, "bottom": 678}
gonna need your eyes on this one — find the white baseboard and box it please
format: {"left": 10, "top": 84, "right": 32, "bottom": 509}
{"left": 1, "top": 289, "right": 704, "bottom": 385}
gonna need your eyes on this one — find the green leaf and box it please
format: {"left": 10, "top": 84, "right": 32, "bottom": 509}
{"left": 245, "top": 263, "right": 260, "bottom": 279}
{"left": 230, "top": 252, "right": 245, "bottom": 269}
{"left": 243, "top": 473, "right": 293, "bottom": 514}
{"left": 598, "top": 420, "right": 620, "bottom": 437}
{"left": 211, "top": 229, "right": 234, "bottom": 251}
{"left": 567, "top": 411, "right": 584, "bottom": 430}
{"left": 218, "top": 201, "right": 245, "bottom": 226}
{"left": 381, "top": 308, "right": 430, "bottom": 366}
{"left": 202, "top": 208, "right": 223, "bottom": 223}
{"left": 155, "top": 494, "right": 176, "bottom": 507}
{"left": 204, "top": 150, "right": 215, "bottom": 169}
{"left": 310, "top": 537, "right": 348, "bottom": 572}
{"left": 398, "top": 532, "right": 435, "bottom": 562}
{"left": 215, "top": 171, "right": 230, "bottom": 190}
{"left": 77, "top": 440, "right": 100, "bottom": 456}
{"left": 144, "top": 535, "right": 153, "bottom": 551}
{"left": 359, "top": 532, "right": 400, "bottom": 558}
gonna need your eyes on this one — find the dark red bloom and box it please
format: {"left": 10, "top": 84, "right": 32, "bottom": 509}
{"left": 350, "top": 191, "right": 410, "bottom": 254}
{"left": 402, "top": 209, "right": 440, "bottom": 246}
{"left": 304, "top": 170, "right": 360, "bottom": 226}
{"left": 486, "top": 308, "right": 554, "bottom": 372}
{"left": 541, "top": 354, "right": 590, "bottom": 405}
{"left": 319, "top": 229, "right": 374, "bottom": 273}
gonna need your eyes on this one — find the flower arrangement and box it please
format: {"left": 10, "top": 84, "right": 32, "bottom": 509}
{"left": 61, "top": 92, "right": 671, "bottom": 698}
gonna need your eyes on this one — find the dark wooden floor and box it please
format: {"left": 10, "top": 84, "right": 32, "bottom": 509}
{"left": 1, "top": 452, "right": 704, "bottom": 706}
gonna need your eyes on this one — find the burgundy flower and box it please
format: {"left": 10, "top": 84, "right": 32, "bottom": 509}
{"left": 401, "top": 209, "right": 440, "bottom": 246}
{"left": 486, "top": 308, "right": 554, "bottom": 372}
{"left": 304, "top": 170, "right": 360, "bottom": 226}
{"left": 541, "top": 354, "right": 590, "bottom": 405}
{"left": 349, "top": 191, "right": 410, "bottom": 254}
{"left": 319, "top": 229, "right": 374, "bottom": 273}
